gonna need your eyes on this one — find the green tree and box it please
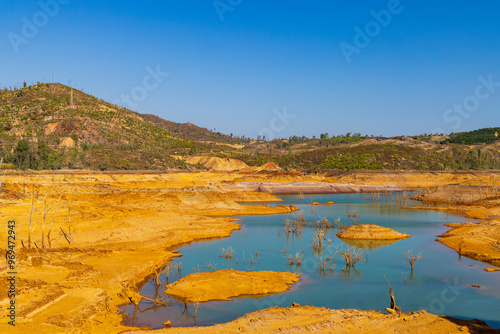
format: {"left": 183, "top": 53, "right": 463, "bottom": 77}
{"left": 14, "top": 139, "right": 32, "bottom": 170}
{"left": 465, "top": 150, "right": 479, "bottom": 170}
{"left": 36, "top": 140, "right": 52, "bottom": 170}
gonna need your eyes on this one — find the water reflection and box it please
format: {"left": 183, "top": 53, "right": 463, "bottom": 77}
{"left": 342, "top": 238, "right": 400, "bottom": 250}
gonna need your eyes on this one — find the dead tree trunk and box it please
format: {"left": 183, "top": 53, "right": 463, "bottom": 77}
{"left": 384, "top": 276, "right": 401, "bottom": 316}
{"left": 28, "top": 188, "right": 35, "bottom": 249}
{"left": 48, "top": 195, "right": 62, "bottom": 248}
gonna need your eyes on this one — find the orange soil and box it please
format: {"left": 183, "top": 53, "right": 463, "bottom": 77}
{"left": 0, "top": 170, "right": 498, "bottom": 333}
{"left": 126, "top": 306, "right": 496, "bottom": 334}
{"left": 337, "top": 224, "right": 411, "bottom": 240}
{"left": 165, "top": 269, "right": 300, "bottom": 303}
{"left": 437, "top": 222, "right": 500, "bottom": 266}
{"left": 0, "top": 172, "right": 296, "bottom": 333}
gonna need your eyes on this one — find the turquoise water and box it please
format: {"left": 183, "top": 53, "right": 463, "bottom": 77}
{"left": 121, "top": 193, "right": 500, "bottom": 329}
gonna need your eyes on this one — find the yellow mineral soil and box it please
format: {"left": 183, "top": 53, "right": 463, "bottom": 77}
{"left": 437, "top": 222, "right": 500, "bottom": 266}
{"left": 0, "top": 172, "right": 296, "bottom": 334}
{"left": 328, "top": 170, "right": 500, "bottom": 188}
{"left": 407, "top": 183, "right": 500, "bottom": 267}
{"left": 127, "top": 306, "right": 497, "bottom": 334}
{"left": 337, "top": 224, "right": 411, "bottom": 240}
{"left": 183, "top": 156, "right": 249, "bottom": 171}
{"left": 165, "top": 269, "right": 300, "bottom": 303}
{"left": 0, "top": 170, "right": 498, "bottom": 333}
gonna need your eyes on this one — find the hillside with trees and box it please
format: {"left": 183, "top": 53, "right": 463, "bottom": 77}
{"left": 442, "top": 128, "right": 500, "bottom": 145}
{"left": 1, "top": 83, "right": 499, "bottom": 171}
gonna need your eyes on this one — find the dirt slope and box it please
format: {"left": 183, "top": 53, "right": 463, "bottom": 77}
{"left": 184, "top": 156, "right": 249, "bottom": 171}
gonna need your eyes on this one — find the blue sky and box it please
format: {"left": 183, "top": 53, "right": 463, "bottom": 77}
{"left": 1, "top": 1, "right": 500, "bottom": 139}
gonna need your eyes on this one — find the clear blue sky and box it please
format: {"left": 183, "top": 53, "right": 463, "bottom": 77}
{"left": 1, "top": 1, "right": 500, "bottom": 139}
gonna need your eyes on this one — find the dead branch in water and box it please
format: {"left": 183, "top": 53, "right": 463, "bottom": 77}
{"left": 311, "top": 217, "right": 334, "bottom": 229}
{"left": 193, "top": 296, "right": 202, "bottom": 318}
{"left": 337, "top": 245, "right": 363, "bottom": 268}
{"left": 403, "top": 250, "right": 422, "bottom": 272}
{"left": 316, "top": 255, "right": 335, "bottom": 273}
{"left": 127, "top": 289, "right": 171, "bottom": 308}
{"left": 384, "top": 276, "right": 401, "bottom": 316}
{"left": 165, "top": 262, "right": 182, "bottom": 283}
{"left": 218, "top": 246, "right": 236, "bottom": 260}
{"left": 286, "top": 250, "right": 304, "bottom": 266}
{"left": 313, "top": 229, "right": 331, "bottom": 252}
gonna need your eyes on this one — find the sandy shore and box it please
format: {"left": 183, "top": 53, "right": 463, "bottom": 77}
{"left": 0, "top": 170, "right": 498, "bottom": 333}
{"left": 126, "top": 306, "right": 496, "bottom": 334}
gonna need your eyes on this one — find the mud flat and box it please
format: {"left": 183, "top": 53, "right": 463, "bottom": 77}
{"left": 409, "top": 184, "right": 500, "bottom": 267}
{"left": 165, "top": 269, "right": 300, "bottom": 302}
{"left": 337, "top": 224, "right": 411, "bottom": 240}
{"left": 126, "top": 306, "right": 497, "bottom": 334}
{"left": 221, "top": 182, "right": 405, "bottom": 194}
{"left": 437, "top": 222, "right": 500, "bottom": 267}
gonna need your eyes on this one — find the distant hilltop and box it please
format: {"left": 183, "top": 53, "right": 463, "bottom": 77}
{"left": 0, "top": 83, "right": 499, "bottom": 171}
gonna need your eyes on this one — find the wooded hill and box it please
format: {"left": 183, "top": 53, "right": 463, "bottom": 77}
{"left": 0, "top": 83, "right": 499, "bottom": 171}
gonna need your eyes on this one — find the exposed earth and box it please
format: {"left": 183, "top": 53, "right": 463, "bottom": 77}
{"left": 336, "top": 224, "right": 411, "bottom": 240}
{"left": 0, "top": 170, "right": 498, "bottom": 333}
{"left": 126, "top": 306, "right": 497, "bottom": 334}
{"left": 164, "top": 269, "right": 300, "bottom": 303}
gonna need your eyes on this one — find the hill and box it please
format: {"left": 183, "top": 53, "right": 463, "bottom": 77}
{"left": 229, "top": 136, "right": 500, "bottom": 171}
{"left": 0, "top": 83, "right": 225, "bottom": 170}
{"left": 1, "top": 83, "right": 499, "bottom": 172}
{"left": 139, "top": 113, "right": 250, "bottom": 145}
{"left": 442, "top": 127, "right": 500, "bottom": 145}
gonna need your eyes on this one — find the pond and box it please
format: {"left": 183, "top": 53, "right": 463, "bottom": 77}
{"left": 121, "top": 192, "right": 500, "bottom": 329}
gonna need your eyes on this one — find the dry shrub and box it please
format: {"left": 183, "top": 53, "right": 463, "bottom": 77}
{"left": 337, "top": 245, "right": 363, "bottom": 268}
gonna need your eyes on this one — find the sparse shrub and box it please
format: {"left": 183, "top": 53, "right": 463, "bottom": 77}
{"left": 313, "top": 229, "right": 331, "bottom": 252}
{"left": 316, "top": 255, "right": 335, "bottom": 273}
{"left": 285, "top": 250, "right": 304, "bottom": 266}
{"left": 311, "top": 217, "right": 334, "bottom": 229}
{"left": 337, "top": 245, "right": 363, "bottom": 268}
{"left": 218, "top": 246, "right": 236, "bottom": 260}
{"left": 403, "top": 250, "right": 422, "bottom": 272}
{"left": 321, "top": 153, "right": 382, "bottom": 170}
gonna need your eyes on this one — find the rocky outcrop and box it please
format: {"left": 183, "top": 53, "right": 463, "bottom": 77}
{"left": 184, "top": 156, "right": 249, "bottom": 171}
